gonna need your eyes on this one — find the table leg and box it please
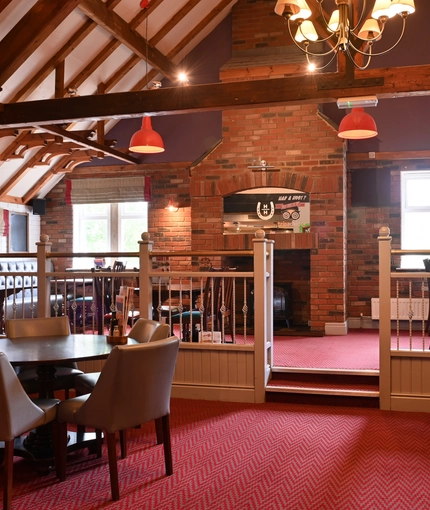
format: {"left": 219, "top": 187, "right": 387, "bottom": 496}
{"left": 35, "top": 364, "right": 57, "bottom": 399}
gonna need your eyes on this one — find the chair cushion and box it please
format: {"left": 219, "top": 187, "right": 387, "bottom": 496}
{"left": 57, "top": 395, "right": 90, "bottom": 423}
{"left": 171, "top": 310, "right": 201, "bottom": 320}
{"left": 74, "top": 372, "right": 100, "bottom": 395}
{"left": 69, "top": 296, "right": 94, "bottom": 303}
{"left": 18, "top": 367, "right": 84, "bottom": 394}
{"left": 31, "top": 398, "right": 61, "bottom": 422}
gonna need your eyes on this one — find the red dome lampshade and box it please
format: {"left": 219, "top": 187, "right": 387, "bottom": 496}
{"left": 338, "top": 108, "right": 378, "bottom": 140}
{"left": 129, "top": 116, "right": 165, "bottom": 153}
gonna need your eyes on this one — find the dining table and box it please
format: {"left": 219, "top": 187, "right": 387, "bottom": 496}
{"left": 0, "top": 333, "right": 138, "bottom": 473}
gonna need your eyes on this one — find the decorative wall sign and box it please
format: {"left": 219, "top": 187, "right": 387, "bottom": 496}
{"left": 256, "top": 201, "right": 275, "bottom": 220}
{"left": 223, "top": 191, "right": 310, "bottom": 234}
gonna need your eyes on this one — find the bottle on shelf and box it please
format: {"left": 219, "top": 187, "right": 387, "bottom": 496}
{"left": 109, "top": 310, "right": 118, "bottom": 336}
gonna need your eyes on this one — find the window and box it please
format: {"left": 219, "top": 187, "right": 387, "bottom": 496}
{"left": 401, "top": 170, "right": 430, "bottom": 268}
{"left": 73, "top": 202, "right": 148, "bottom": 269}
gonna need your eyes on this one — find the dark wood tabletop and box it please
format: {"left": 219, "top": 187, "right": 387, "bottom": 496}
{"left": 0, "top": 334, "right": 138, "bottom": 366}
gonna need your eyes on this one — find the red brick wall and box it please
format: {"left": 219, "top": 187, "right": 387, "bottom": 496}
{"left": 231, "top": 0, "right": 293, "bottom": 52}
{"left": 346, "top": 160, "right": 410, "bottom": 320}
{"left": 42, "top": 0, "right": 352, "bottom": 332}
{"left": 42, "top": 166, "right": 192, "bottom": 271}
{"left": 190, "top": 102, "right": 346, "bottom": 332}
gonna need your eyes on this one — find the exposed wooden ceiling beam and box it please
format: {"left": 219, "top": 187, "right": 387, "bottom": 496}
{"left": 0, "top": 0, "right": 84, "bottom": 88}
{"left": 78, "top": 0, "right": 178, "bottom": 82}
{"left": 150, "top": 0, "right": 201, "bottom": 47}
{"left": 72, "top": 161, "right": 193, "bottom": 174}
{"left": 0, "top": 0, "right": 13, "bottom": 15}
{"left": 347, "top": 150, "right": 430, "bottom": 162}
{"left": 10, "top": 19, "right": 96, "bottom": 103}
{"left": 1, "top": 64, "right": 430, "bottom": 128}
{"left": 66, "top": 0, "right": 166, "bottom": 96}
{"left": 0, "top": 140, "right": 64, "bottom": 199}
{"left": 37, "top": 125, "right": 139, "bottom": 164}
{"left": 167, "top": 0, "right": 234, "bottom": 59}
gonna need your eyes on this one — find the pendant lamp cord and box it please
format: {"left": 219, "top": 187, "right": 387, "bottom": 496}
{"left": 146, "top": 15, "right": 149, "bottom": 90}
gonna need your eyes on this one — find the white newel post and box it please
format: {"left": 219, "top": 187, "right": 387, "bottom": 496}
{"left": 253, "top": 230, "right": 274, "bottom": 403}
{"left": 36, "top": 234, "right": 52, "bottom": 318}
{"left": 378, "top": 226, "right": 392, "bottom": 410}
{"left": 139, "top": 232, "right": 154, "bottom": 320}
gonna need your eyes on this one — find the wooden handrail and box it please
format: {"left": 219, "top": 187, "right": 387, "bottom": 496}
{"left": 47, "top": 250, "right": 254, "bottom": 259}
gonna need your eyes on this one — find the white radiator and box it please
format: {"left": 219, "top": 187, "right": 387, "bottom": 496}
{"left": 371, "top": 298, "right": 429, "bottom": 320}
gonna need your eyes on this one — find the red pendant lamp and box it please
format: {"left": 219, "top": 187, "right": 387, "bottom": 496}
{"left": 338, "top": 108, "right": 378, "bottom": 140}
{"left": 129, "top": 6, "right": 164, "bottom": 154}
{"left": 129, "top": 116, "right": 165, "bottom": 153}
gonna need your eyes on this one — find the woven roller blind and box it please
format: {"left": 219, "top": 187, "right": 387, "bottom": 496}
{"left": 66, "top": 176, "right": 151, "bottom": 204}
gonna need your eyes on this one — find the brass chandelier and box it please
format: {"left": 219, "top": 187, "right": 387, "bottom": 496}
{"left": 274, "top": 0, "right": 415, "bottom": 70}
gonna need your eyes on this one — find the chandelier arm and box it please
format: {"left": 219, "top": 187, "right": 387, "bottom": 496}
{"left": 345, "top": 45, "right": 373, "bottom": 71}
{"left": 287, "top": 21, "right": 341, "bottom": 57}
{"left": 297, "top": 23, "right": 336, "bottom": 44}
{"left": 316, "top": 0, "right": 338, "bottom": 36}
{"left": 306, "top": 50, "right": 339, "bottom": 71}
{"left": 318, "top": 0, "right": 368, "bottom": 34}
{"left": 298, "top": 41, "right": 341, "bottom": 58}
{"left": 352, "top": 22, "right": 386, "bottom": 44}
{"left": 288, "top": 19, "right": 336, "bottom": 46}
{"left": 349, "top": 19, "right": 406, "bottom": 58}
{"left": 349, "top": 0, "right": 368, "bottom": 33}
{"left": 286, "top": 21, "right": 338, "bottom": 56}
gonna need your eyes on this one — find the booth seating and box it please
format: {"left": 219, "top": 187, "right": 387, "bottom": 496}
{"left": 0, "top": 259, "right": 63, "bottom": 332}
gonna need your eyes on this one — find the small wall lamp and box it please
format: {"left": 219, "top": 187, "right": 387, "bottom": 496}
{"left": 166, "top": 197, "right": 179, "bottom": 212}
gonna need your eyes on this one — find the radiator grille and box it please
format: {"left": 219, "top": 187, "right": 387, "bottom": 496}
{"left": 371, "top": 298, "right": 429, "bottom": 320}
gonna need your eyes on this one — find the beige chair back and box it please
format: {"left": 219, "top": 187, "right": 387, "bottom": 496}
{"left": 5, "top": 316, "right": 71, "bottom": 338}
{"left": 128, "top": 318, "right": 169, "bottom": 343}
{"left": 149, "top": 323, "right": 170, "bottom": 342}
{"left": 0, "top": 352, "right": 48, "bottom": 441}
{"left": 72, "top": 336, "right": 180, "bottom": 434}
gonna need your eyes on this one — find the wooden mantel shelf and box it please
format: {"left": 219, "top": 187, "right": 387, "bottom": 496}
{"left": 214, "top": 232, "right": 318, "bottom": 250}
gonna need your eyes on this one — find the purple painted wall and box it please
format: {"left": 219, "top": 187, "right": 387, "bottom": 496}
{"left": 94, "top": 15, "right": 232, "bottom": 167}
{"left": 87, "top": 3, "right": 428, "bottom": 163}
{"left": 322, "top": 5, "right": 430, "bottom": 153}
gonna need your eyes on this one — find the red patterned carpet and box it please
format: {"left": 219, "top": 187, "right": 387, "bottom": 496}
{"left": 6, "top": 398, "right": 430, "bottom": 509}
{"left": 273, "top": 329, "right": 381, "bottom": 370}
{"left": 273, "top": 329, "right": 430, "bottom": 370}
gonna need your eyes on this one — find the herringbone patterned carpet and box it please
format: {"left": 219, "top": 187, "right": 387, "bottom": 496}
{"left": 273, "top": 329, "right": 380, "bottom": 370}
{"left": 7, "top": 398, "right": 430, "bottom": 509}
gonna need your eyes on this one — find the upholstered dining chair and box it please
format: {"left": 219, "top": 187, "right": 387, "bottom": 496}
{"left": 0, "top": 352, "right": 59, "bottom": 510}
{"left": 55, "top": 336, "right": 180, "bottom": 502}
{"left": 5, "top": 316, "right": 83, "bottom": 398}
{"left": 73, "top": 318, "right": 170, "bottom": 456}
{"left": 74, "top": 318, "right": 170, "bottom": 396}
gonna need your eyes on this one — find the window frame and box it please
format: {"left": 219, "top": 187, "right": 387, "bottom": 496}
{"left": 73, "top": 201, "right": 148, "bottom": 269}
{"left": 401, "top": 170, "right": 430, "bottom": 269}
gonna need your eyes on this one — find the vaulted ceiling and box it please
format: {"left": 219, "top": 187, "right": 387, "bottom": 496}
{"left": 1, "top": 0, "right": 430, "bottom": 207}
{"left": 0, "top": 0, "right": 239, "bottom": 205}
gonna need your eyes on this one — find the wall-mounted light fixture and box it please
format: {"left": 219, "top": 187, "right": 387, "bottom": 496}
{"left": 165, "top": 197, "right": 179, "bottom": 212}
